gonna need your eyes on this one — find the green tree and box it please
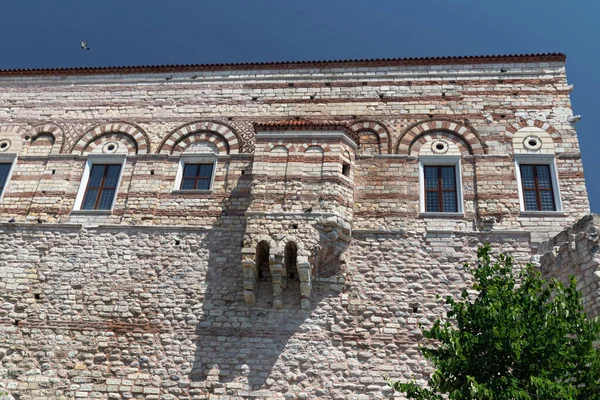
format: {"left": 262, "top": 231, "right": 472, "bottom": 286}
{"left": 390, "top": 244, "right": 600, "bottom": 399}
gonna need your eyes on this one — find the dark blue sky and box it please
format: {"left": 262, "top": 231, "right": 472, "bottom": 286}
{"left": 1, "top": 0, "right": 598, "bottom": 211}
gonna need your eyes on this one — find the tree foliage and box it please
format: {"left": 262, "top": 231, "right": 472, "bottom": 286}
{"left": 390, "top": 244, "right": 600, "bottom": 399}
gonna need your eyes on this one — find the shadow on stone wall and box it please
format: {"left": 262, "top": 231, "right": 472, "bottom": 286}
{"left": 190, "top": 176, "right": 348, "bottom": 395}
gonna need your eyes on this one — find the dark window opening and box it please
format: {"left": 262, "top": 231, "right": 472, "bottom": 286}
{"left": 342, "top": 163, "right": 351, "bottom": 177}
{"left": 0, "top": 163, "right": 12, "bottom": 195}
{"left": 424, "top": 165, "right": 458, "bottom": 213}
{"left": 285, "top": 242, "right": 298, "bottom": 281}
{"left": 81, "top": 164, "right": 122, "bottom": 210}
{"left": 520, "top": 164, "right": 556, "bottom": 211}
{"left": 180, "top": 163, "right": 214, "bottom": 190}
{"left": 256, "top": 241, "right": 271, "bottom": 282}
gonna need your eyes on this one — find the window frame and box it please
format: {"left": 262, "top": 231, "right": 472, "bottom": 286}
{"left": 73, "top": 155, "right": 126, "bottom": 212}
{"left": 173, "top": 155, "right": 218, "bottom": 193}
{"left": 514, "top": 154, "right": 562, "bottom": 213}
{"left": 179, "top": 163, "right": 215, "bottom": 191}
{"left": 0, "top": 154, "right": 17, "bottom": 202}
{"left": 424, "top": 165, "right": 459, "bottom": 213}
{"left": 419, "top": 155, "right": 464, "bottom": 216}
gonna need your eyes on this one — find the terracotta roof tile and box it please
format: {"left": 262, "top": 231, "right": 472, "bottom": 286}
{"left": 0, "top": 53, "right": 566, "bottom": 77}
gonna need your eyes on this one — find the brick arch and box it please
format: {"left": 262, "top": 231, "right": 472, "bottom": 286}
{"left": 80, "top": 132, "right": 140, "bottom": 156}
{"left": 299, "top": 143, "right": 332, "bottom": 153}
{"left": 171, "top": 132, "right": 230, "bottom": 155}
{"left": 29, "top": 123, "right": 65, "bottom": 154}
{"left": 252, "top": 235, "right": 279, "bottom": 258}
{"left": 71, "top": 122, "right": 150, "bottom": 155}
{"left": 506, "top": 119, "right": 558, "bottom": 137}
{"left": 158, "top": 120, "right": 240, "bottom": 155}
{"left": 411, "top": 131, "right": 471, "bottom": 157}
{"left": 348, "top": 120, "right": 391, "bottom": 154}
{"left": 276, "top": 235, "right": 308, "bottom": 258}
{"left": 266, "top": 142, "right": 294, "bottom": 151}
{"left": 0, "top": 126, "right": 28, "bottom": 153}
{"left": 396, "top": 119, "right": 487, "bottom": 155}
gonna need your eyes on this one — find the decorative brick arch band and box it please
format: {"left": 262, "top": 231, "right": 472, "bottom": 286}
{"left": 171, "top": 131, "right": 230, "bottom": 155}
{"left": 348, "top": 120, "right": 391, "bottom": 154}
{"left": 158, "top": 120, "right": 240, "bottom": 155}
{"left": 0, "top": 126, "right": 28, "bottom": 153}
{"left": 71, "top": 122, "right": 150, "bottom": 155}
{"left": 396, "top": 119, "right": 487, "bottom": 155}
{"left": 80, "top": 132, "right": 140, "bottom": 156}
{"left": 299, "top": 143, "right": 332, "bottom": 153}
{"left": 263, "top": 142, "right": 294, "bottom": 154}
{"left": 411, "top": 131, "right": 472, "bottom": 157}
{"left": 506, "top": 119, "right": 558, "bottom": 137}
{"left": 30, "top": 123, "right": 65, "bottom": 154}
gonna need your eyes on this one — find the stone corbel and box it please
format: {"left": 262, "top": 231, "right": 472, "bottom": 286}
{"left": 241, "top": 248, "right": 257, "bottom": 306}
{"left": 270, "top": 255, "right": 284, "bottom": 309}
{"left": 297, "top": 258, "right": 312, "bottom": 310}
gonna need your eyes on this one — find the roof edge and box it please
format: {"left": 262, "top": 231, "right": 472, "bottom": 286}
{"left": 0, "top": 53, "right": 566, "bottom": 77}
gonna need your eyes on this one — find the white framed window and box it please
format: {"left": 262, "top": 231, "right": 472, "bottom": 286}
{"left": 173, "top": 155, "right": 217, "bottom": 192}
{"left": 0, "top": 154, "right": 17, "bottom": 202}
{"left": 419, "top": 155, "right": 464, "bottom": 215}
{"left": 514, "top": 154, "right": 562, "bottom": 212}
{"left": 73, "top": 155, "right": 126, "bottom": 211}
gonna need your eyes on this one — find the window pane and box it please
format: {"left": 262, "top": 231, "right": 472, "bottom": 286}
{"left": 181, "top": 179, "right": 196, "bottom": 190}
{"left": 82, "top": 189, "right": 99, "bottom": 210}
{"left": 104, "top": 165, "right": 121, "bottom": 188}
{"left": 536, "top": 165, "right": 552, "bottom": 189}
{"left": 425, "top": 167, "right": 438, "bottom": 189}
{"left": 196, "top": 178, "right": 210, "bottom": 190}
{"left": 523, "top": 190, "right": 538, "bottom": 211}
{"left": 183, "top": 164, "right": 198, "bottom": 178}
{"left": 441, "top": 167, "right": 455, "bottom": 189}
{"left": 520, "top": 165, "right": 535, "bottom": 189}
{"left": 426, "top": 192, "right": 439, "bottom": 212}
{"left": 443, "top": 192, "right": 458, "bottom": 212}
{"left": 97, "top": 189, "right": 115, "bottom": 210}
{"left": 540, "top": 191, "right": 556, "bottom": 211}
{"left": 0, "top": 163, "right": 11, "bottom": 191}
{"left": 88, "top": 165, "right": 106, "bottom": 188}
{"left": 199, "top": 164, "right": 213, "bottom": 178}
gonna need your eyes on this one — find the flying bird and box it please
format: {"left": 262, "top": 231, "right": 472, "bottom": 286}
{"left": 81, "top": 41, "right": 90, "bottom": 50}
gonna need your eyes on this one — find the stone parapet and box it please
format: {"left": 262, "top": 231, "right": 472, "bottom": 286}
{"left": 538, "top": 214, "right": 600, "bottom": 317}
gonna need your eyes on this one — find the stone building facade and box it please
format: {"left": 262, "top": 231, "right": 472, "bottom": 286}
{"left": 0, "top": 53, "right": 597, "bottom": 399}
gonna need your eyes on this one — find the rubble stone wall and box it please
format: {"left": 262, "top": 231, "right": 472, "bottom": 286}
{"left": 538, "top": 214, "right": 600, "bottom": 318}
{"left": 0, "top": 224, "right": 536, "bottom": 399}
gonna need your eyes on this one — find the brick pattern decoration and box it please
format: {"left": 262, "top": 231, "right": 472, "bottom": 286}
{"left": 80, "top": 132, "right": 140, "bottom": 156}
{"left": 70, "top": 122, "right": 150, "bottom": 155}
{"left": 158, "top": 120, "right": 240, "bottom": 155}
{"left": 348, "top": 120, "right": 391, "bottom": 154}
{"left": 0, "top": 126, "right": 28, "bottom": 153}
{"left": 506, "top": 119, "right": 558, "bottom": 135}
{"left": 397, "top": 119, "right": 487, "bottom": 155}
{"left": 411, "top": 131, "right": 471, "bottom": 157}
{"left": 29, "top": 123, "right": 65, "bottom": 155}
{"left": 172, "top": 131, "right": 230, "bottom": 155}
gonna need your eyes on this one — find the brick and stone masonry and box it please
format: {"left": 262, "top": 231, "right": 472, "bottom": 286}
{"left": 0, "top": 53, "right": 597, "bottom": 399}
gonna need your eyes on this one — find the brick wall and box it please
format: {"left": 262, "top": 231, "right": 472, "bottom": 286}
{"left": 0, "top": 56, "right": 595, "bottom": 399}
